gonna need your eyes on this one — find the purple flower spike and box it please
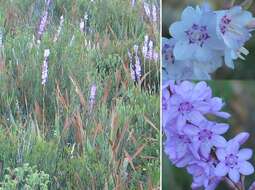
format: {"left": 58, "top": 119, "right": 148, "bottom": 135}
{"left": 215, "top": 141, "right": 254, "bottom": 183}
{"left": 89, "top": 84, "right": 97, "bottom": 111}
{"left": 37, "top": 10, "right": 48, "bottom": 42}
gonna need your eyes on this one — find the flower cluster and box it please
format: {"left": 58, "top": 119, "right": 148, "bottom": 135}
{"left": 128, "top": 45, "right": 142, "bottom": 82}
{"left": 37, "top": 0, "right": 51, "bottom": 44}
{"left": 41, "top": 49, "right": 50, "bottom": 86}
{"left": 143, "top": 1, "right": 158, "bottom": 24}
{"left": 142, "top": 35, "right": 159, "bottom": 62}
{"left": 163, "top": 81, "right": 254, "bottom": 190}
{"left": 163, "top": 3, "right": 255, "bottom": 80}
{"left": 89, "top": 84, "right": 97, "bottom": 111}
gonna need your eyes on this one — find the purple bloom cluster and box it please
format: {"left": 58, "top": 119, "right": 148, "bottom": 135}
{"left": 163, "top": 3, "right": 255, "bottom": 79}
{"left": 143, "top": 1, "right": 158, "bottom": 24}
{"left": 163, "top": 81, "right": 254, "bottom": 189}
{"left": 128, "top": 45, "right": 142, "bottom": 82}
{"left": 142, "top": 35, "right": 159, "bottom": 62}
{"left": 89, "top": 84, "right": 97, "bottom": 111}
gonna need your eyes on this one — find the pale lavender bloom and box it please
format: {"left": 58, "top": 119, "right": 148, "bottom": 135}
{"left": 89, "top": 84, "right": 97, "bottom": 111}
{"left": 231, "top": 132, "right": 250, "bottom": 146}
{"left": 166, "top": 81, "right": 229, "bottom": 130}
{"left": 142, "top": 35, "right": 149, "bottom": 57}
{"left": 147, "top": 40, "right": 154, "bottom": 60}
{"left": 143, "top": 1, "right": 158, "bottom": 24}
{"left": 187, "top": 160, "right": 221, "bottom": 190}
{"left": 53, "top": 15, "right": 64, "bottom": 42}
{"left": 129, "top": 46, "right": 142, "bottom": 82}
{"left": 215, "top": 6, "right": 253, "bottom": 68}
{"left": 41, "top": 49, "right": 50, "bottom": 86}
{"left": 162, "top": 37, "right": 223, "bottom": 80}
{"left": 143, "top": 2, "right": 151, "bottom": 18}
{"left": 164, "top": 126, "right": 195, "bottom": 168}
{"left": 37, "top": 10, "right": 48, "bottom": 42}
{"left": 215, "top": 140, "right": 254, "bottom": 183}
{"left": 170, "top": 6, "right": 223, "bottom": 63}
{"left": 184, "top": 120, "right": 229, "bottom": 159}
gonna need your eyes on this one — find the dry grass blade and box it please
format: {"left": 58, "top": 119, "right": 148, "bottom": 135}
{"left": 56, "top": 81, "right": 69, "bottom": 110}
{"left": 73, "top": 111, "right": 85, "bottom": 155}
{"left": 139, "top": 71, "right": 151, "bottom": 86}
{"left": 132, "top": 144, "right": 145, "bottom": 159}
{"left": 61, "top": 116, "right": 72, "bottom": 138}
{"left": 116, "top": 121, "right": 129, "bottom": 154}
{"left": 124, "top": 150, "right": 136, "bottom": 171}
{"left": 144, "top": 115, "right": 159, "bottom": 133}
{"left": 102, "top": 79, "right": 112, "bottom": 104}
{"left": 34, "top": 101, "right": 42, "bottom": 124}
{"left": 69, "top": 75, "right": 86, "bottom": 108}
{"left": 93, "top": 123, "right": 103, "bottom": 145}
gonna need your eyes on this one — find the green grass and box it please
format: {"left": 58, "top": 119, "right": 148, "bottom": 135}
{"left": 0, "top": 0, "right": 160, "bottom": 189}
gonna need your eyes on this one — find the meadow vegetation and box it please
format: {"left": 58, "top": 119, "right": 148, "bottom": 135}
{"left": 0, "top": 0, "right": 160, "bottom": 189}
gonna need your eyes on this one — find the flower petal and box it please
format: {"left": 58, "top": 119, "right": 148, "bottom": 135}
{"left": 216, "top": 148, "right": 227, "bottom": 161}
{"left": 215, "top": 162, "right": 228, "bottom": 176}
{"left": 229, "top": 169, "right": 240, "bottom": 183}
{"left": 169, "top": 21, "right": 185, "bottom": 39}
{"left": 173, "top": 41, "right": 195, "bottom": 60}
{"left": 238, "top": 149, "right": 253, "bottom": 161}
{"left": 211, "top": 135, "right": 227, "bottom": 148}
{"left": 239, "top": 161, "right": 254, "bottom": 175}
{"left": 212, "top": 123, "right": 229, "bottom": 134}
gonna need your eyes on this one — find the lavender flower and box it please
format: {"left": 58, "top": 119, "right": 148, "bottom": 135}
{"left": 41, "top": 49, "right": 50, "bottom": 86}
{"left": 53, "top": 15, "right": 64, "bottom": 42}
{"left": 163, "top": 80, "right": 254, "bottom": 189}
{"left": 165, "top": 81, "right": 229, "bottom": 130}
{"left": 143, "top": 1, "right": 158, "bottom": 24}
{"left": 187, "top": 160, "right": 221, "bottom": 190}
{"left": 215, "top": 140, "right": 254, "bottom": 183}
{"left": 169, "top": 6, "right": 223, "bottom": 63}
{"left": 164, "top": 3, "right": 255, "bottom": 79}
{"left": 142, "top": 35, "right": 158, "bottom": 62}
{"left": 142, "top": 35, "right": 149, "bottom": 57}
{"left": 37, "top": 0, "right": 51, "bottom": 44}
{"left": 89, "top": 84, "right": 96, "bottom": 111}
{"left": 184, "top": 120, "right": 229, "bottom": 159}
{"left": 216, "top": 6, "right": 253, "bottom": 68}
{"left": 128, "top": 45, "right": 142, "bottom": 82}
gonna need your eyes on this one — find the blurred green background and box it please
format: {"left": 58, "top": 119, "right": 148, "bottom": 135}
{"left": 163, "top": 81, "right": 255, "bottom": 190}
{"left": 162, "top": 0, "right": 255, "bottom": 79}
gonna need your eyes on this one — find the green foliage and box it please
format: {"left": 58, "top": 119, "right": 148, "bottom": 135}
{"left": 0, "top": 163, "right": 49, "bottom": 190}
